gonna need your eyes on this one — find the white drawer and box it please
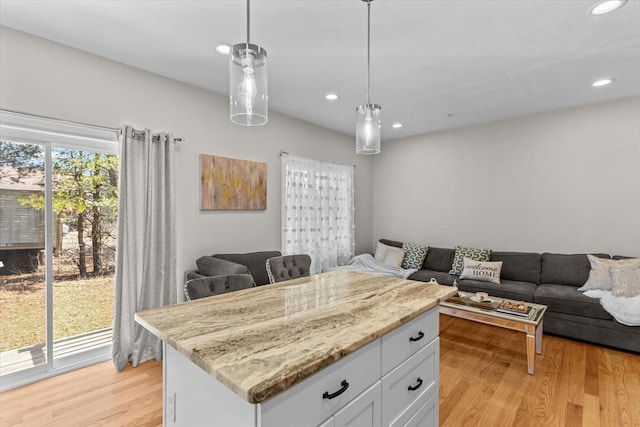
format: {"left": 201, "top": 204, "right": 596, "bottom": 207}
{"left": 334, "top": 381, "right": 381, "bottom": 427}
{"left": 397, "top": 391, "right": 438, "bottom": 427}
{"left": 260, "top": 339, "right": 381, "bottom": 427}
{"left": 382, "top": 338, "right": 439, "bottom": 427}
{"left": 381, "top": 307, "right": 438, "bottom": 375}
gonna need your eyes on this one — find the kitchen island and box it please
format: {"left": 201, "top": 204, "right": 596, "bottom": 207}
{"left": 135, "top": 270, "right": 456, "bottom": 427}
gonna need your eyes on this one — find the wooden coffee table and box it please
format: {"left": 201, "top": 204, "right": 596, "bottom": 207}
{"left": 439, "top": 291, "right": 547, "bottom": 375}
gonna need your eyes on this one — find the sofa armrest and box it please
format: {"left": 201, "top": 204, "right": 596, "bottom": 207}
{"left": 185, "top": 270, "right": 206, "bottom": 282}
{"left": 184, "top": 274, "right": 256, "bottom": 301}
{"left": 196, "top": 255, "right": 250, "bottom": 277}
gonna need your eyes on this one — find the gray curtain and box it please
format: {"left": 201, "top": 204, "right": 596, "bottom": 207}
{"left": 112, "top": 125, "right": 177, "bottom": 371}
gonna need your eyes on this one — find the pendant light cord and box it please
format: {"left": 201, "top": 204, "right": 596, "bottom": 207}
{"left": 366, "top": 0, "right": 371, "bottom": 105}
{"left": 246, "top": 0, "right": 251, "bottom": 45}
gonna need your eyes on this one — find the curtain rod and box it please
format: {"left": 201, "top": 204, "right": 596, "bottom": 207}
{"left": 130, "top": 128, "right": 183, "bottom": 142}
{"left": 1, "top": 108, "right": 121, "bottom": 133}
{"left": 278, "top": 150, "right": 355, "bottom": 168}
{"left": 1, "top": 109, "right": 183, "bottom": 142}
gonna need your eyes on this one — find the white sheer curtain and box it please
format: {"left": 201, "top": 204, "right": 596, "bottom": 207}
{"left": 112, "top": 126, "right": 177, "bottom": 371}
{"left": 281, "top": 154, "right": 355, "bottom": 273}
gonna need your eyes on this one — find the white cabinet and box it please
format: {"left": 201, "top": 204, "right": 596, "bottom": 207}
{"left": 383, "top": 339, "right": 439, "bottom": 427}
{"left": 333, "top": 382, "right": 381, "bottom": 427}
{"left": 260, "top": 340, "right": 381, "bottom": 427}
{"left": 400, "top": 392, "right": 438, "bottom": 427}
{"left": 381, "top": 308, "right": 438, "bottom": 375}
{"left": 163, "top": 307, "right": 441, "bottom": 427}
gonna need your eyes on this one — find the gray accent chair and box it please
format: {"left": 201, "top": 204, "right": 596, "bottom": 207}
{"left": 266, "top": 254, "right": 312, "bottom": 284}
{"left": 184, "top": 274, "right": 255, "bottom": 301}
{"left": 186, "top": 251, "right": 282, "bottom": 286}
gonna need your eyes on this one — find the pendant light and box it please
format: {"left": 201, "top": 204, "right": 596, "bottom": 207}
{"left": 356, "top": 0, "right": 381, "bottom": 154}
{"left": 230, "top": 0, "right": 268, "bottom": 126}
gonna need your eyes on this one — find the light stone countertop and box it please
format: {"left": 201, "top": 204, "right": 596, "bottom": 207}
{"left": 135, "top": 270, "right": 456, "bottom": 404}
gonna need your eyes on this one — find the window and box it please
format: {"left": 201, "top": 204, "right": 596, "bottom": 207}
{"left": 0, "top": 110, "right": 119, "bottom": 391}
{"left": 281, "top": 155, "right": 355, "bottom": 273}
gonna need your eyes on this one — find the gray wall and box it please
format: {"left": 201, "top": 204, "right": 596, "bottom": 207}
{"left": 3, "top": 24, "right": 638, "bottom": 292}
{"left": 0, "top": 26, "right": 375, "bottom": 293}
{"left": 373, "top": 96, "right": 640, "bottom": 256}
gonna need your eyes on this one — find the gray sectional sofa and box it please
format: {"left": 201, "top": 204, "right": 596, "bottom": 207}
{"left": 380, "top": 239, "right": 639, "bottom": 353}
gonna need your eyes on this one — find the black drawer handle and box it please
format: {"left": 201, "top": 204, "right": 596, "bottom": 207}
{"left": 408, "top": 377, "right": 423, "bottom": 391}
{"left": 409, "top": 331, "right": 424, "bottom": 342}
{"left": 323, "top": 380, "right": 349, "bottom": 400}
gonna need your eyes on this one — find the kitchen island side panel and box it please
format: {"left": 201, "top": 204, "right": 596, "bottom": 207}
{"left": 164, "top": 343, "right": 256, "bottom": 427}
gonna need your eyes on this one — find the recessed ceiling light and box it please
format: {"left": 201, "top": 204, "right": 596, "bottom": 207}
{"left": 392, "top": 122, "right": 402, "bottom": 129}
{"left": 215, "top": 44, "right": 231, "bottom": 55}
{"left": 592, "top": 78, "right": 614, "bottom": 87}
{"left": 590, "top": 0, "right": 627, "bottom": 15}
{"left": 325, "top": 93, "right": 339, "bottom": 101}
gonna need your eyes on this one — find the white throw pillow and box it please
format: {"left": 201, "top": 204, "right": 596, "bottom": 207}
{"left": 459, "top": 257, "right": 503, "bottom": 284}
{"left": 578, "top": 255, "right": 640, "bottom": 291}
{"left": 611, "top": 268, "right": 640, "bottom": 297}
{"left": 374, "top": 242, "right": 405, "bottom": 268}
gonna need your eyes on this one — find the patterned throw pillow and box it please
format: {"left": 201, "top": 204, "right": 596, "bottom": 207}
{"left": 374, "top": 242, "right": 405, "bottom": 268}
{"left": 578, "top": 255, "right": 640, "bottom": 291}
{"left": 449, "top": 245, "right": 491, "bottom": 275}
{"left": 611, "top": 268, "right": 640, "bottom": 297}
{"left": 401, "top": 242, "right": 428, "bottom": 269}
{"left": 459, "top": 257, "right": 503, "bottom": 284}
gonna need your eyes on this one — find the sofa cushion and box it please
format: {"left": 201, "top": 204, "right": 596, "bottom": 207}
{"left": 540, "top": 253, "right": 610, "bottom": 287}
{"left": 534, "top": 284, "right": 612, "bottom": 320}
{"left": 490, "top": 251, "right": 541, "bottom": 285}
{"left": 213, "top": 251, "right": 282, "bottom": 286}
{"left": 458, "top": 279, "right": 537, "bottom": 302}
{"left": 196, "top": 256, "right": 249, "bottom": 277}
{"left": 459, "top": 258, "right": 502, "bottom": 284}
{"left": 449, "top": 245, "right": 491, "bottom": 275}
{"left": 409, "top": 269, "right": 458, "bottom": 286}
{"left": 422, "top": 247, "right": 455, "bottom": 272}
{"left": 613, "top": 255, "right": 636, "bottom": 260}
{"left": 401, "top": 242, "right": 428, "bottom": 270}
{"left": 379, "top": 238, "right": 403, "bottom": 248}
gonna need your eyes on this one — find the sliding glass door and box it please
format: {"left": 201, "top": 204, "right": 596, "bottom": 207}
{"left": 0, "top": 111, "right": 119, "bottom": 390}
{"left": 0, "top": 141, "right": 47, "bottom": 374}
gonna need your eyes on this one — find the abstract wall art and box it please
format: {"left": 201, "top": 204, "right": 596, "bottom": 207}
{"left": 200, "top": 154, "right": 267, "bottom": 210}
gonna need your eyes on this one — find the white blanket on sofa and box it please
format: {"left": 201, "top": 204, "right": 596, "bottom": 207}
{"left": 583, "top": 290, "right": 640, "bottom": 326}
{"left": 330, "top": 254, "right": 417, "bottom": 279}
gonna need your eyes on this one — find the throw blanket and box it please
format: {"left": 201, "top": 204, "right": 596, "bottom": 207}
{"left": 583, "top": 290, "right": 640, "bottom": 326}
{"left": 330, "top": 254, "right": 417, "bottom": 279}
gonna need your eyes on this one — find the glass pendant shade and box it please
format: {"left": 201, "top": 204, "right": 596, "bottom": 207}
{"left": 230, "top": 43, "right": 268, "bottom": 126}
{"left": 355, "top": 0, "right": 381, "bottom": 154}
{"left": 356, "top": 104, "right": 381, "bottom": 154}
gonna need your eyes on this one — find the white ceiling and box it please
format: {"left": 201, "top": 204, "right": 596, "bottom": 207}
{"left": 1, "top": 0, "right": 639, "bottom": 141}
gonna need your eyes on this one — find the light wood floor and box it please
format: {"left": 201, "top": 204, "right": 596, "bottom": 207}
{"left": 0, "top": 358, "right": 162, "bottom": 426}
{"left": 439, "top": 315, "right": 640, "bottom": 427}
{"left": 1, "top": 316, "right": 639, "bottom": 427}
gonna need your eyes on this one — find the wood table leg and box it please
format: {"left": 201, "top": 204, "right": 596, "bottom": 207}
{"left": 526, "top": 332, "right": 535, "bottom": 375}
{"left": 535, "top": 319, "right": 543, "bottom": 355}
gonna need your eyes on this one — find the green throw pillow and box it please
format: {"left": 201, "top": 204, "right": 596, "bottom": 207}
{"left": 401, "top": 242, "right": 428, "bottom": 270}
{"left": 449, "top": 245, "right": 491, "bottom": 275}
